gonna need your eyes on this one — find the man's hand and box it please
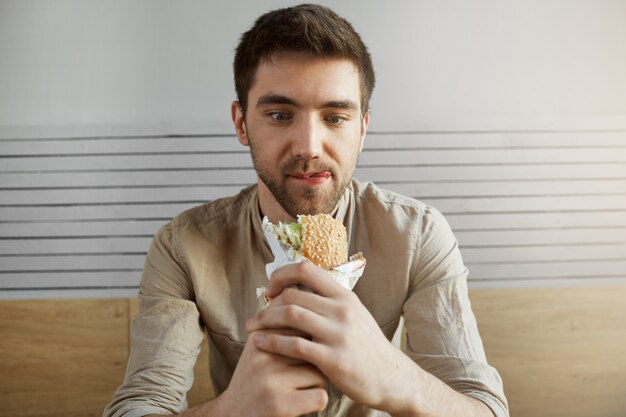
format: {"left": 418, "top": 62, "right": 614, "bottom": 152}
{"left": 217, "top": 329, "right": 329, "bottom": 417}
{"left": 145, "top": 330, "right": 328, "bottom": 417}
{"left": 245, "top": 261, "right": 411, "bottom": 413}
{"left": 245, "top": 261, "right": 496, "bottom": 417}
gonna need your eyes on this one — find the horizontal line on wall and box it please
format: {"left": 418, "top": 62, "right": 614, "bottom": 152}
{"left": 2, "top": 209, "right": 625, "bottom": 224}
{"left": 2, "top": 128, "right": 626, "bottom": 142}
{"left": 2, "top": 161, "right": 625, "bottom": 174}
{"left": 0, "top": 134, "right": 230, "bottom": 142}
{"left": 461, "top": 241, "right": 626, "bottom": 249}
{"left": 3, "top": 275, "right": 625, "bottom": 291}
{"left": 3, "top": 178, "right": 626, "bottom": 191}
{"left": 469, "top": 274, "right": 626, "bottom": 282}
{"left": 375, "top": 178, "right": 626, "bottom": 184}
{"left": 0, "top": 269, "right": 142, "bottom": 274}
{"left": 466, "top": 257, "right": 626, "bottom": 266}
{"left": 362, "top": 162, "right": 626, "bottom": 168}
{"left": 0, "top": 235, "right": 153, "bottom": 240}
{"left": 0, "top": 240, "right": 623, "bottom": 249}
{"left": 422, "top": 193, "right": 626, "bottom": 200}
{"left": 0, "top": 150, "right": 250, "bottom": 158}
{"left": 0, "top": 218, "right": 170, "bottom": 224}
{"left": 367, "top": 129, "right": 626, "bottom": 135}
{"left": 366, "top": 145, "right": 626, "bottom": 151}
{"left": 0, "top": 285, "right": 141, "bottom": 291}
{"left": 2, "top": 225, "right": 624, "bottom": 240}
{"left": 0, "top": 203, "right": 626, "bottom": 213}
{"left": 2, "top": 195, "right": 623, "bottom": 203}
{"left": 457, "top": 225, "right": 626, "bottom": 232}
{"left": 4, "top": 146, "right": 626, "bottom": 158}
{"left": 2, "top": 193, "right": 626, "bottom": 207}
{"left": 0, "top": 167, "right": 254, "bottom": 174}
{"left": 0, "top": 183, "right": 253, "bottom": 191}
{"left": 446, "top": 208, "right": 626, "bottom": 215}
{"left": 0, "top": 200, "right": 207, "bottom": 208}
{"left": 0, "top": 252, "right": 147, "bottom": 257}
{"left": 0, "top": 253, "right": 619, "bottom": 264}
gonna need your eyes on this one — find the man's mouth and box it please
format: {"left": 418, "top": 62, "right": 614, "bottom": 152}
{"left": 288, "top": 171, "right": 332, "bottom": 185}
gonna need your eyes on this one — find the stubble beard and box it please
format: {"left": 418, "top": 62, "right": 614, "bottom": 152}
{"left": 249, "top": 145, "right": 355, "bottom": 218}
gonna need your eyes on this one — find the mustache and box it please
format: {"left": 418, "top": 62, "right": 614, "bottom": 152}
{"left": 281, "top": 159, "right": 336, "bottom": 177}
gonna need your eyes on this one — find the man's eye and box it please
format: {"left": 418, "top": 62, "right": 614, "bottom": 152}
{"left": 270, "top": 112, "right": 290, "bottom": 121}
{"left": 327, "top": 115, "right": 345, "bottom": 125}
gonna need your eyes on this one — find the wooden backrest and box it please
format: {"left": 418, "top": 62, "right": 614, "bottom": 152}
{"left": 471, "top": 286, "right": 626, "bottom": 417}
{"left": 1, "top": 286, "right": 625, "bottom": 417}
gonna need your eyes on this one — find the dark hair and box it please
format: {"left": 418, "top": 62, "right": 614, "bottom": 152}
{"left": 234, "top": 3, "right": 375, "bottom": 116}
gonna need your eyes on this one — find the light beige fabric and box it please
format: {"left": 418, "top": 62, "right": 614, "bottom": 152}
{"left": 104, "top": 179, "right": 508, "bottom": 417}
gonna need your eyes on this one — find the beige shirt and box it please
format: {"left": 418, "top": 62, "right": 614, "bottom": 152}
{"left": 104, "top": 180, "right": 508, "bottom": 417}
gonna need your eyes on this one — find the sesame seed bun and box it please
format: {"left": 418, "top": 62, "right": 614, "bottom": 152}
{"left": 299, "top": 214, "right": 348, "bottom": 270}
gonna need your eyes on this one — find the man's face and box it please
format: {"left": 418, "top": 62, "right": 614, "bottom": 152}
{"left": 233, "top": 52, "right": 368, "bottom": 220}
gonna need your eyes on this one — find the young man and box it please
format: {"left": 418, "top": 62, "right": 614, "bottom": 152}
{"left": 104, "top": 4, "right": 508, "bottom": 417}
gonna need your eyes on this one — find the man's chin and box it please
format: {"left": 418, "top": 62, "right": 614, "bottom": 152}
{"left": 280, "top": 190, "right": 338, "bottom": 217}
{"left": 262, "top": 176, "right": 347, "bottom": 217}
{"left": 282, "top": 198, "right": 332, "bottom": 217}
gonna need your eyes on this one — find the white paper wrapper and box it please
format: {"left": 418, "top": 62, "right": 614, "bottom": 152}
{"left": 258, "top": 216, "right": 366, "bottom": 308}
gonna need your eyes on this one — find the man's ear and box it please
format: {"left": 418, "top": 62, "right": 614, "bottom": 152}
{"left": 359, "top": 111, "right": 369, "bottom": 152}
{"left": 231, "top": 100, "right": 249, "bottom": 146}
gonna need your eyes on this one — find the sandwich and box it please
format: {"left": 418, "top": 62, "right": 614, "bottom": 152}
{"left": 267, "top": 213, "right": 348, "bottom": 270}
{"left": 261, "top": 214, "right": 366, "bottom": 293}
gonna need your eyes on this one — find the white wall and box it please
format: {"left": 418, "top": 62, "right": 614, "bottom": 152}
{"left": 1, "top": 0, "right": 625, "bottom": 299}
{"left": 3, "top": 0, "right": 625, "bottom": 134}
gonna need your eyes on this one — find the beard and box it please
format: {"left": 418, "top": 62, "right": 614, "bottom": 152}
{"left": 249, "top": 145, "right": 355, "bottom": 218}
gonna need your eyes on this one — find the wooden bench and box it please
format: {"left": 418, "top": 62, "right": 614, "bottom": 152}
{"left": 1, "top": 286, "right": 625, "bottom": 417}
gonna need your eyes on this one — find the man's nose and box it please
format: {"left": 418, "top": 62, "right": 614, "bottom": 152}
{"left": 291, "top": 115, "right": 323, "bottom": 160}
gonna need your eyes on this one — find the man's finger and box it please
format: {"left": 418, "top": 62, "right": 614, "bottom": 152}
{"left": 266, "top": 261, "right": 346, "bottom": 299}
{"left": 290, "top": 388, "right": 329, "bottom": 414}
{"left": 263, "top": 286, "right": 335, "bottom": 317}
{"left": 253, "top": 330, "right": 333, "bottom": 369}
{"left": 246, "top": 303, "right": 329, "bottom": 338}
{"left": 289, "top": 363, "right": 328, "bottom": 389}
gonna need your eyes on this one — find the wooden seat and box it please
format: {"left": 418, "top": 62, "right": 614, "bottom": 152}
{"left": 1, "top": 286, "right": 625, "bottom": 417}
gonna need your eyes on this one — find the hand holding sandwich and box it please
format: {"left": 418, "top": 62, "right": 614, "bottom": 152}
{"left": 248, "top": 215, "right": 494, "bottom": 417}
{"left": 251, "top": 214, "right": 412, "bottom": 412}
{"left": 215, "top": 325, "right": 329, "bottom": 417}
{"left": 246, "top": 261, "right": 422, "bottom": 415}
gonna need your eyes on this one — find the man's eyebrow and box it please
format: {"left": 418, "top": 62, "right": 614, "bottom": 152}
{"left": 322, "top": 100, "right": 360, "bottom": 111}
{"left": 255, "top": 94, "right": 360, "bottom": 112}
{"left": 256, "top": 94, "right": 298, "bottom": 107}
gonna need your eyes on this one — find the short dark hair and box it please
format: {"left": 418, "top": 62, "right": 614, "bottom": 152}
{"left": 234, "top": 3, "right": 375, "bottom": 116}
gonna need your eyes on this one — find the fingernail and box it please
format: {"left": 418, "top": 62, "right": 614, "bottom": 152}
{"left": 245, "top": 317, "right": 255, "bottom": 330}
{"left": 254, "top": 333, "right": 265, "bottom": 344}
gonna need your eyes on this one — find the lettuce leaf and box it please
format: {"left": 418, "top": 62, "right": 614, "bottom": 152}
{"left": 274, "top": 222, "right": 302, "bottom": 250}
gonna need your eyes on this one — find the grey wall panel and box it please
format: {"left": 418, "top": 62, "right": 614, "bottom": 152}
{"left": 1, "top": 129, "right": 625, "bottom": 299}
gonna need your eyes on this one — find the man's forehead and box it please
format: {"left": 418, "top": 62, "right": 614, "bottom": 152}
{"left": 249, "top": 52, "right": 362, "bottom": 105}
{"left": 255, "top": 92, "right": 360, "bottom": 112}
{"left": 261, "top": 50, "right": 353, "bottom": 66}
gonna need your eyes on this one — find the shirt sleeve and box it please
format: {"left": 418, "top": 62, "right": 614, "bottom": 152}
{"left": 103, "top": 223, "right": 205, "bottom": 417}
{"left": 402, "top": 206, "right": 509, "bottom": 417}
